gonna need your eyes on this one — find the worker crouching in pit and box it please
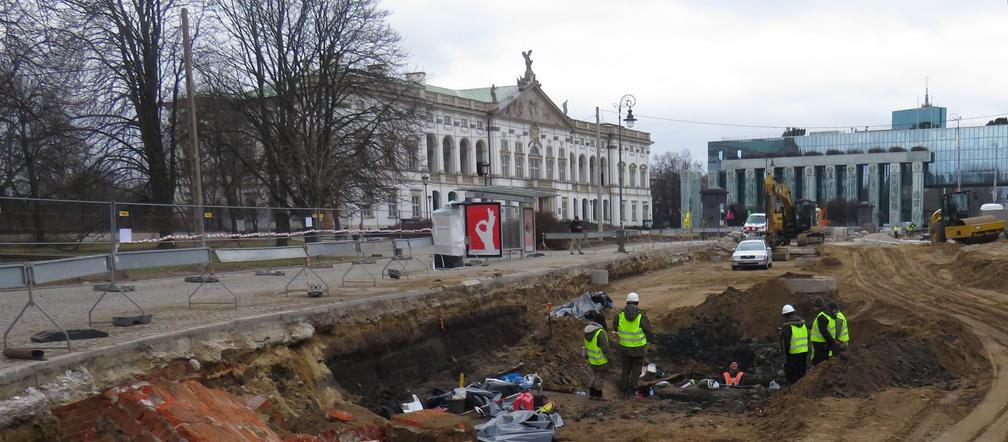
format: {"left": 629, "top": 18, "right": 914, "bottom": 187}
{"left": 615, "top": 292, "right": 653, "bottom": 399}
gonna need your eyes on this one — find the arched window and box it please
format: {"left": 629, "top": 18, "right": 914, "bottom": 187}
{"left": 431, "top": 190, "right": 441, "bottom": 210}
{"left": 600, "top": 157, "right": 608, "bottom": 186}
{"left": 589, "top": 156, "right": 597, "bottom": 185}
{"left": 629, "top": 164, "right": 637, "bottom": 187}
{"left": 459, "top": 139, "right": 470, "bottom": 175}
{"left": 442, "top": 136, "right": 453, "bottom": 172}
{"left": 476, "top": 140, "right": 487, "bottom": 174}
{"left": 425, "top": 134, "right": 437, "bottom": 171}
{"left": 448, "top": 191, "right": 458, "bottom": 203}
{"left": 578, "top": 155, "right": 586, "bottom": 183}
{"left": 639, "top": 166, "right": 647, "bottom": 188}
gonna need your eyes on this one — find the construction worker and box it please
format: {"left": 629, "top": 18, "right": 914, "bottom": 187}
{"left": 615, "top": 292, "right": 652, "bottom": 399}
{"left": 582, "top": 322, "right": 610, "bottom": 400}
{"left": 779, "top": 304, "right": 809, "bottom": 384}
{"left": 809, "top": 298, "right": 838, "bottom": 365}
{"left": 833, "top": 302, "right": 850, "bottom": 351}
{"left": 892, "top": 225, "right": 900, "bottom": 238}
{"left": 569, "top": 216, "right": 584, "bottom": 255}
{"left": 722, "top": 361, "right": 744, "bottom": 386}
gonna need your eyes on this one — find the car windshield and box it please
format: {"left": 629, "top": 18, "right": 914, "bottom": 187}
{"left": 745, "top": 214, "right": 766, "bottom": 225}
{"left": 736, "top": 242, "right": 766, "bottom": 252}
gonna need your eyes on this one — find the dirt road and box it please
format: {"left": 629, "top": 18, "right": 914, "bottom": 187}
{"left": 825, "top": 243, "right": 1008, "bottom": 442}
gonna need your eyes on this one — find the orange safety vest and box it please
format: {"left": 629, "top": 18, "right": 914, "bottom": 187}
{"left": 722, "top": 371, "right": 744, "bottom": 386}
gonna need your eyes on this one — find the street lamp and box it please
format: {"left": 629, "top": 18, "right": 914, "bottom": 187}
{"left": 421, "top": 174, "right": 430, "bottom": 219}
{"left": 616, "top": 94, "right": 636, "bottom": 253}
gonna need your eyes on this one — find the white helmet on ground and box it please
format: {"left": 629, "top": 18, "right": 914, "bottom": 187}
{"left": 627, "top": 292, "right": 640, "bottom": 303}
{"left": 781, "top": 304, "right": 795, "bottom": 315}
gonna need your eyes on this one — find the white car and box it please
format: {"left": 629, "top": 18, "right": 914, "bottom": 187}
{"left": 743, "top": 213, "right": 767, "bottom": 238}
{"left": 732, "top": 239, "right": 773, "bottom": 270}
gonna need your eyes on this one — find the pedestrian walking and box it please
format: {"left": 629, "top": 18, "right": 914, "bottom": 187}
{"left": 569, "top": 216, "right": 584, "bottom": 255}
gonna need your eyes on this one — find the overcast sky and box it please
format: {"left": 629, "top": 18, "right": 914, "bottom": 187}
{"left": 383, "top": 0, "right": 1008, "bottom": 169}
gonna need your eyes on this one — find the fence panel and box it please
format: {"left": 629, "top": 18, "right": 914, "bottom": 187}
{"left": 116, "top": 248, "right": 211, "bottom": 270}
{"left": 31, "top": 255, "right": 109, "bottom": 284}
{"left": 0, "top": 264, "right": 26, "bottom": 289}
{"left": 214, "top": 246, "right": 307, "bottom": 263}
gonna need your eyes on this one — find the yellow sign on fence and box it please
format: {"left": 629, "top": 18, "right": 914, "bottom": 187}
{"left": 204, "top": 212, "right": 213, "bottom": 219}
{"left": 118, "top": 210, "right": 129, "bottom": 217}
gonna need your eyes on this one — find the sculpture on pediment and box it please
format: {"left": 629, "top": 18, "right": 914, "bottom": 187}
{"left": 490, "top": 84, "right": 497, "bottom": 103}
{"left": 518, "top": 49, "right": 539, "bottom": 90}
{"left": 562, "top": 100, "right": 567, "bottom": 115}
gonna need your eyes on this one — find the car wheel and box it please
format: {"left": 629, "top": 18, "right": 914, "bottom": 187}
{"left": 731, "top": 265, "right": 738, "bottom": 271}
{"left": 767, "top": 262, "right": 773, "bottom": 269}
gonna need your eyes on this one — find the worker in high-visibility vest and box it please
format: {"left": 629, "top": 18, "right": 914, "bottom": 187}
{"left": 614, "top": 292, "right": 653, "bottom": 399}
{"left": 779, "top": 304, "right": 810, "bottom": 384}
{"left": 810, "top": 298, "right": 839, "bottom": 365}
{"left": 832, "top": 302, "right": 850, "bottom": 351}
{"left": 582, "top": 322, "right": 611, "bottom": 400}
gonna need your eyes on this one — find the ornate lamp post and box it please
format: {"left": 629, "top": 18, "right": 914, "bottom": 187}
{"left": 617, "top": 94, "right": 637, "bottom": 253}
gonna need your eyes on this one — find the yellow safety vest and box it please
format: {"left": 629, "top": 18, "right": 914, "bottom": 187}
{"left": 584, "top": 328, "right": 608, "bottom": 366}
{"left": 836, "top": 311, "right": 849, "bottom": 343}
{"left": 617, "top": 311, "right": 647, "bottom": 348}
{"left": 789, "top": 324, "right": 809, "bottom": 354}
{"left": 809, "top": 311, "right": 836, "bottom": 343}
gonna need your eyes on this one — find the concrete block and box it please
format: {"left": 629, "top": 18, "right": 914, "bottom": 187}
{"left": 771, "top": 248, "right": 790, "bottom": 261}
{"left": 783, "top": 275, "right": 836, "bottom": 294}
{"left": 794, "top": 257, "right": 821, "bottom": 269}
{"left": 787, "top": 247, "right": 818, "bottom": 257}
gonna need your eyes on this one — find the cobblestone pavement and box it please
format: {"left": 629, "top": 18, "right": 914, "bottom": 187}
{"left": 0, "top": 241, "right": 704, "bottom": 370}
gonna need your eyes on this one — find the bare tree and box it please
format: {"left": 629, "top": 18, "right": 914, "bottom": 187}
{"left": 650, "top": 150, "right": 704, "bottom": 228}
{"left": 57, "top": 0, "right": 204, "bottom": 240}
{"left": 208, "top": 0, "right": 420, "bottom": 242}
{"left": 0, "top": 0, "right": 116, "bottom": 240}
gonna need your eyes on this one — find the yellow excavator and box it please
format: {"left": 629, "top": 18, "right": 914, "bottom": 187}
{"left": 928, "top": 190, "right": 1005, "bottom": 244}
{"left": 764, "top": 174, "right": 825, "bottom": 247}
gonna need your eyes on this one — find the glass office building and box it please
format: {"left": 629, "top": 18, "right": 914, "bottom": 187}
{"left": 707, "top": 104, "right": 1008, "bottom": 227}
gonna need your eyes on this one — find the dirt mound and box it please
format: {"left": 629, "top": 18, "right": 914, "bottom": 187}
{"left": 779, "top": 302, "right": 987, "bottom": 401}
{"left": 947, "top": 246, "right": 1008, "bottom": 293}
{"left": 659, "top": 278, "right": 821, "bottom": 342}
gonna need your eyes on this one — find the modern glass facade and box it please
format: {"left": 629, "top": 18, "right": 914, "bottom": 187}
{"left": 709, "top": 124, "right": 1008, "bottom": 189}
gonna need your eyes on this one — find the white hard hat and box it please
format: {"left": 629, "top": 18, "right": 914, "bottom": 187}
{"left": 627, "top": 292, "right": 640, "bottom": 303}
{"left": 782, "top": 304, "right": 795, "bottom": 315}
{"left": 584, "top": 324, "right": 600, "bottom": 334}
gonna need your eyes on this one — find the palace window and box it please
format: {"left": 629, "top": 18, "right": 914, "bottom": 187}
{"left": 387, "top": 192, "right": 398, "bottom": 220}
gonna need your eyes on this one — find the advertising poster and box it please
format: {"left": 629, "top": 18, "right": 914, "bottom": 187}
{"left": 465, "top": 203, "right": 503, "bottom": 257}
{"left": 523, "top": 207, "right": 535, "bottom": 253}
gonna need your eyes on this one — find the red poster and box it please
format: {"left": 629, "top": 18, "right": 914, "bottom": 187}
{"left": 465, "top": 203, "right": 502, "bottom": 257}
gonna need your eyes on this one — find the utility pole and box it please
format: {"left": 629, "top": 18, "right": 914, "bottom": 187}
{"left": 181, "top": 8, "right": 205, "bottom": 248}
{"left": 595, "top": 107, "right": 603, "bottom": 232}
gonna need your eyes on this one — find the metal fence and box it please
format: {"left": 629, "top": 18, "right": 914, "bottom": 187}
{"left": 0, "top": 196, "right": 431, "bottom": 262}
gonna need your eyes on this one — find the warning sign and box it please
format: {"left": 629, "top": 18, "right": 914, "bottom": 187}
{"left": 465, "top": 203, "right": 502, "bottom": 257}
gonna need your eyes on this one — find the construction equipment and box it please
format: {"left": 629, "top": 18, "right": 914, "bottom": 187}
{"left": 764, "top": 174, "right": 825, "bottom": 247}
{"left": 928, "top": 190, "right": 1005, "bottom": 244}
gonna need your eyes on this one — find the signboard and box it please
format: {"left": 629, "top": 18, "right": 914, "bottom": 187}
{"left": 465, "top": 202, "right": 502, "bottom": 257}
{"left": 118, "top": 210, "right": 129, "bottom": 217}
{"left": 523, "top": 207, "right": 535, "bottom": 253}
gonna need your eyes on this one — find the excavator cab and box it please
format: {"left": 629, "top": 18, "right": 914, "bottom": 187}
{"left": 929, "top": 190, "right": 1005, "bottom": 243}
